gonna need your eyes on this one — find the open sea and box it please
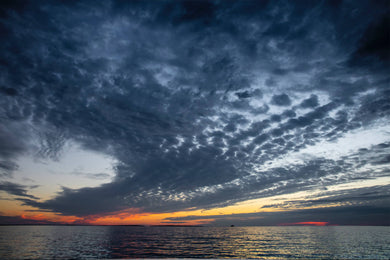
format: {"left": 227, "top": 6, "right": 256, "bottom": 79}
{"left": 0, "top": 225, "right": 389, "bottom": 259}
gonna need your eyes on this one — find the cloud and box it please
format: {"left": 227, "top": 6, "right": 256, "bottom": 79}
{"left": 0, "top": 0, "right": 389, "bottom": 219}
{"left": 0, "top": 160, "right": 18, "bottom": 178}
{"left": 300, "top": 94, "right": 319, "bottom": 108}
{"left": 0, "top": 125, "right": 26, "bottom": 159}
{"left": 350, "top": 13, "right": 390, "bottom": 68}
{"left": 0, "top": 181, "right": 39, "bottom": 199}
{"left": 262, "top": 184, "right": 390, "bottom": 210}
{"left": 0, "top": 86, "right": 18, "bottom": 96}
{"left": 0, "top": 215, "right": 56, "bottom": 225}
{"left": 164, "top": 205, "right": 390, "bottom": 226}
{"left": 271, "top": 94, "right": 292, "bottom": 106}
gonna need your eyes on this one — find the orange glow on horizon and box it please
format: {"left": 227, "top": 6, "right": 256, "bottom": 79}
{"left": 4, "top": 185, "right": 348, "bottom": 226}
{"left": 17, "top": 213, "right": 336, "bottom": 227}
{"left": 6, "top": 188, "right": 353, "bottom": 226}
{"left": 279, "top": 221, "right": 329, "bottom": 226}
{"left": 18, "top": 213, "right": 83, "bottom": 224}
{"left": 15, "top": 209, "right": 215, "bottom": 226}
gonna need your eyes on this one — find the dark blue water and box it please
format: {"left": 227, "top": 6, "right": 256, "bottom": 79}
{"left": 0, "top": 225, "right": 389, "bottom": 259}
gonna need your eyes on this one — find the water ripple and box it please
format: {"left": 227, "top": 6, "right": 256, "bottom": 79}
{"left": 0, "top": 226, "right": 389, "bottom": 259}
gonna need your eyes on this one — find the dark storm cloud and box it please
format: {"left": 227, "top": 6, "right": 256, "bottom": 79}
{"left": 0, "top": 124, "right": 27, "bottom": 177}
{"left": 0, "top": 181, "right": 39, "bottom": 199}
{"left": 164, "top": 205, "right": 390, "bottom": 226}
{"left": 0, "top": 86, "right": 18, "bottom": 96}
{"left": 349, "top": 142, "right": 390, "bottom": 167}
{"left": 0, "top": 161, "right": 18, "bottom": 178}
{"left": 0, "top": 0, "right": 389, "bottom": 218}
{"left": 0, "top": 125, "right": 26, "bottom": 158}
{"left": 164, "top": 185, "right": 390, "bottom": 226}
{"left": 300, "top": 94, "right": 319, "bottom": 108}
{"left": 271, "top": 93, "right": 291, "bottom": 106}
{"left": 0, "top": 161, "right": 18, "bottom": 172}
{"left": 349, "top": 13, "right": 390, "bottom": 68}
{"left": 261, "top": 185, "right": 390, "bottom": 210}
{"left": 0, "top": 215, "right": 55, "bottom": 225}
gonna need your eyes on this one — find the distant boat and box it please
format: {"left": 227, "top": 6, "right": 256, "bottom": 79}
{"left": 230, "top": 225, "right": 235, "bottom": 227}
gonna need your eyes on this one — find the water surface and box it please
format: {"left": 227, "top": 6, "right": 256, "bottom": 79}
{"left": 0, "top": 226, "right": 389, "bottom": 259}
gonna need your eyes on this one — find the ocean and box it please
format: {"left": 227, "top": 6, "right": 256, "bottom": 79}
{"left": 0, "top": 225, "right": 389, "bottom": 259}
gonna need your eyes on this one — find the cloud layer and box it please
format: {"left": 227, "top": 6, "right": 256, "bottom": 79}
{"left": 0, "top": 0, "right": 389, "bottom": 223}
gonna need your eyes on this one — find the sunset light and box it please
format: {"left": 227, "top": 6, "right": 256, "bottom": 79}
{"left": 0, "top": 0, "right": 389, "bottom": 258}
{"left": 279, "top": 222, "right": 329, "bottom": 226}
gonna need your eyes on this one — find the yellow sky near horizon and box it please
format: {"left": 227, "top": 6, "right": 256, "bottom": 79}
{"left": 3, "top": 175, "right": 389, "bottom": 225}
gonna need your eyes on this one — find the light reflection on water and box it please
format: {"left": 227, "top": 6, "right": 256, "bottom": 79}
{"left": 0, "top": 226, "right": 389, "bottom": 259}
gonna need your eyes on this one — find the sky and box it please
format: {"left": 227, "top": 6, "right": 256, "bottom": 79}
{"left": 0, "top": 0, "right": 389, "bottom": 226}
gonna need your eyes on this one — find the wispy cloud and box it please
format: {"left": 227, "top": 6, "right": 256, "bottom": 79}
{"left": 0, "top": 181, "right": 39, "bottom": 199}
